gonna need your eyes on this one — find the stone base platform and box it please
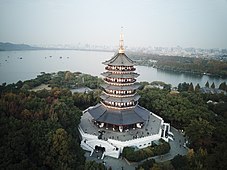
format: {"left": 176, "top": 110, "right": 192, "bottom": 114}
{"left": 79, "top": 107, "right": 172, "bottom": 159}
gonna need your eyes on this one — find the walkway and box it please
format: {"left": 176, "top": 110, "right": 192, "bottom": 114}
{"left": 84, "top": 126, "right": 189, "bottom": 170}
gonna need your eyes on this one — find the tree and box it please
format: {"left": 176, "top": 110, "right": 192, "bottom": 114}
{"left": 84, "top": 161, "right": 106, "bottom": 170}
{"left": 178, "top": 82, "right": 190, "bottom": 92}
{"left": 64, "top": 71, "right": 74, "bottom": 82}
{"left": 219, "top": 82, "right": 226, "bottom": 91}
{"left": 151, "top": 163, "right": 161, "bottom": 170}
{"left": 205, "top": 81, "right": 209, "bottom": 88}
{"left": 49, "top": 128, "right": 82, "bottom": 169}
{"left": 136, "top": 159, "right": 155, "bottom": 170}
{"left": 185, "top": 118, "right": 215, "bottom": 148}
{"left": 0, "top": 84, "right": 85, "bottom": 169}
{"left": 206, "top": 143, "right": 227, "bottom": 170}
{"left": 195, "top": 84, "right": 200, "bottom": 92}
{"left": 171, "top": 155, "right": 188, "bottom": 170}
{"left": 163, "top": 84, "right": 171, "bottom": 91}
{"left": 21, "top": 83, "right": 30, "bottom": 90}
{"left": 21, "top": 109, "right": 32, "bottom": 120}
{"left": 187, "top": 149, "right": 195, "bottom": 161}
{"left": 211, "top": 82, "right": 215, "bottom": 89}
{"left": 188, "top": 83, "right": 194, "bottom": 92}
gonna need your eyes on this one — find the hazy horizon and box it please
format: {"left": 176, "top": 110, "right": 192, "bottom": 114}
{"left": 0, "top": 0, "right": 227, "bottom": 49}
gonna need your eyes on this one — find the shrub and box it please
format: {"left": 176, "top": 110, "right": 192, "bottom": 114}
{"left": 122, "top": 141, "right": 170, "bottom": 162}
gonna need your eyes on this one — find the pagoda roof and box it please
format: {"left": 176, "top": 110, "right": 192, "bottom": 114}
{"left": 100, "top": 93, "right": 140, "bottom": 102}
{"left": 101, "top": 72, "right": 139, "bottom": 78}
{"left": 102, "top": 53, "right": 135, "bottom": 66}
{"left": 101, "top": 83, "right": 140, "bottom": 90}
{"left": 86, "top": 103, "right": 150, "bottom": 125}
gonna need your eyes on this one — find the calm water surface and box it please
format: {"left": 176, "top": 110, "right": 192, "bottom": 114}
{"left": 0, "top": 50, "right": 226, "bottom": 87}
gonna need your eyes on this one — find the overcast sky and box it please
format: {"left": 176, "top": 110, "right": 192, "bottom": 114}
{"left": 0, "top": 0, "right": 227, "bottom": 48}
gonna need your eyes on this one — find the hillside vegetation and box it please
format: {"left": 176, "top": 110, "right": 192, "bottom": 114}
{"left": 1, "top": 71, "right": 227, "bottom": 169}
{"left": 130, "top": 53, "right": 227, "bottom": 77}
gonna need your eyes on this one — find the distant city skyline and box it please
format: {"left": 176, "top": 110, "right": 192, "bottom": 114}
{"left": 0, "top": 0, "right": 227, "bottom": 49}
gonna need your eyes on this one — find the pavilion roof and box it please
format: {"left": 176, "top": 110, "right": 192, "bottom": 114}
{"left": 102, "top": 53, "right": 135, "bottom": 66}
{"left": 87, "top": 104, "right": 150, "bottom": 125}
{"left": 101, "top": 83, "right": 140, "bottom": 90}
{"left": 100, "top": 93, "right": 140, "bottom": 102}
{"left": 101, "top": 72, "right": 139, "bottom": 78}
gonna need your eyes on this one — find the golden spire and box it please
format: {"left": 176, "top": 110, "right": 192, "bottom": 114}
{"left": 119, "top": 27, "right": 125, "bottom": 54}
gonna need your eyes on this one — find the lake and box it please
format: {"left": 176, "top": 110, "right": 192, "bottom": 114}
{"left": 0, "top": 50, "right": 226, "bottom": 87}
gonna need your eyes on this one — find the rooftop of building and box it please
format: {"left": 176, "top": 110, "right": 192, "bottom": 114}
{"left": 100, "top": 93, "right": 140, "bottom": 102}
{"left": 101, "top": 72, "right": 139, "bottom": 79}
{"left": 200, "top": 87, "right": 227, "bottom": 95}
{"left": 79, "top": 109, "right": 163, "bottom": 142}
{"left": 101, "top": 83, "right": 140, "bottom": 90}
{"left": 86, "top": 103, "right": 150, "bottom": 125}
{"left": 103, "top": 53, "right": 135, "bottom": 66}
{"left": 70, "top": 87, "right": 93, "bottom": 93}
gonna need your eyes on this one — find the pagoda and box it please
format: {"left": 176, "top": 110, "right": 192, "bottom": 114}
{"left": 79, "top": 32, "right": 172, "bottom": 159}
{"left": 87, "top": 32, "right": 150, "bottom": 132}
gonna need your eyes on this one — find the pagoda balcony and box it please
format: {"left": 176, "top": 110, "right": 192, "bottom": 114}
{"left": 104, "top": 78, "right": 136, "bottom": 85}
{"left": 105, "top": 66, "right": 136, "bottom": 72}
{"left": 101, "top": 101, "right": 137, "bottom": 110}
{"left": 103, "top": 80, "right": 135, "bottom": 86}
{"left": 104, "top": 89, "right": 136, "bottom": 95}
{"left": 101, "top": 100, "right": 137, "bottom": 108}
{"left": 105, "top": 70, "right": 136, "bottom": 75}
{"left": 102, "top": 91, "right": 136, "bottom": 98}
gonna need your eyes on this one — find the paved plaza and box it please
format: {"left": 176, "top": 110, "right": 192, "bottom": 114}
{"left": 84, "top": 126, "right": 188, "bottom": 170}
{"left": 80, "top": 110, "right": 162, "bottom": 141}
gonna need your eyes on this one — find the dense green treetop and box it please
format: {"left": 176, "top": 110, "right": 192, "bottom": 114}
{"left": 129, "top": 53, "right": 227, "bottom": 77}
{"left": 0, "top": 71, "right": 227, "bottom": 169}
